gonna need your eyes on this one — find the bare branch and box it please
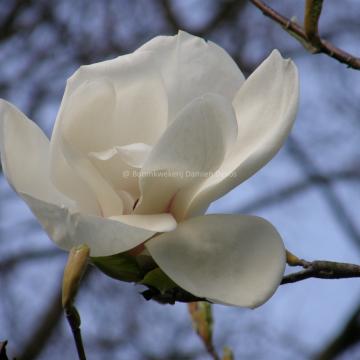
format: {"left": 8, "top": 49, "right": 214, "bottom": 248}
{"left": 287, "top": 137, "right": 360, "bottom": 251}
{"left": 0, "top": 249, "right": 62, "bottom": 272}
{"left": 159, "top": 0, "right": 184, "bottom": 31}
{"left": 196, "top": 0, "right": 246, "bottom": 37}
{"left": 17, "top": 269, "right": 93, "bottom": 359}
{"left": 65, "top": 306, "right": 86, "bottom": 360}
{"left": 17, "top": 287, "right": 63, "bottom": 360}
{"left": 62, "top": 246, "right": 90, "bottom": 360}
{"left": 0, "top": 341, "right": 9, "bottom": 360}
{"left": 281, "top": 251, "right": 360, "bottom": 284}
{"left": 304, "top": 0, "right": 323, "bottom": 45}
{"left": 0, "top": 0, "right": 32, "bottom": 42}
{"left": 249, "top": 0, "right": 360, "bottom": 70}
{"left": 239, "top": 168, "right": 360, "bottom": 214}
{"left": 159, "top": 0, "right": 246, "bottom": 37}
{"left": 315, "top": 301, "right": 360, "bottom": 360}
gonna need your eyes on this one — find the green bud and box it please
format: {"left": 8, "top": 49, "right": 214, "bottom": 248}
{"left": 62, "top": 245, "right": 90, "bottom": 309}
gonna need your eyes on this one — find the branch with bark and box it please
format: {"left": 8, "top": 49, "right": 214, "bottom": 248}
{"left": 249, "top": 0, "right": 360, "bottom": 70}
{"left": 282, "top": 251, "right": 360, "bottom": 285}
{"left": 0, "top": 341, "right": 9, "bottom": 360}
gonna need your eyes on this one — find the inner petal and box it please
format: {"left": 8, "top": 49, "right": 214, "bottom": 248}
{"left": 61, "top": 137, "right": 125, "bottom": 217}
{"left": 89, "top": 143, "right": 152, "bottom": 202}
{"left": 90, "top": 143, "right": 152, "bottom": 168}
{"left": 134, "top": 93, "right": 238, "bottom": 217}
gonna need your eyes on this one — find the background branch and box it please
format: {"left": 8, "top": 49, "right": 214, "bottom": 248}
{"left": 314, "top": 301, "right": 360, "bottom": 360}
{"left": 17, "top": 285, "right": 63, "bottom": 360}
{"left": 239, "top": 168, "right": 360, "bottom": 214}
{"left": 0, "top": 341, "right": 9, "bottom": 360}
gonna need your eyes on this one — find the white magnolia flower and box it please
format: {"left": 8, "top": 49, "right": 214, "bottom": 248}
{"left": 0, "top": 31, "right": 298, "bottom": 308}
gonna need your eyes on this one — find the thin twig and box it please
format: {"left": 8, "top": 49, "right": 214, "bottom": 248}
{"left": 287, "top": 136, "right": 360, "bottom": 251}
{"left": 282, "top": 251, "right": 360, "bottom": 284}
{"left": 17, "top": 287, "right": 63, "bottom": 360}
{"left": 65, "top": 306, "right": 86, "bottom": 360}
{"left": 239, "top": 168, "right": 360, "bottom": 214}
{"left": 0, "top": 341, "right": 9, "bottom": 360}
{"left": 0, "top": 249, "right": 62, "bottom": 272}
{"left": 62, "top": 245, "right": 90, "bottom": 360}
{"left": 304, "top": 0, "right": 323, "bottom": 46}
{"left": 249, "top": 0, "right": 360, "bottom": 70}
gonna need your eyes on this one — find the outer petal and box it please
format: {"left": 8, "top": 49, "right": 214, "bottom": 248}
{"left": 53, "top": 54, "right": 168, "bottom": 151}
{"left": 173, "top": 50, "right": 299, "bottom": 219}
{"left": 134, "top": 93, "right": 238, "bottom": 216}
{"left": 110, "top": 214, "right": 176, "bottom": 232}
{"left": 136, "top": 30, "right": 244, "bottom": 122}
{"left": 0, "top": 100, "right": 73, "bottom": 208}
{"left": 21, "top": 194, "right": 176, "bottom": 256}
{"left": 146, "top": 214, "right": 286, "bottom": 308}
{"left": 49, "top": 52, "right": 168, "bottom": 214}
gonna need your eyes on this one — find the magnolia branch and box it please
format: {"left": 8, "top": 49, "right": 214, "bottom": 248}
{"left": 65, "top": 306, "right": 86, "bottom": 360}
{"left": 62, "top": 245, "right": 90, "bottom": 360}
{"left": 249, "top": 0, "right": 360, "bottom": 70}
{"left": 0, "top": 341, "right": 9, "bottom": 360}
{"left": 281, "top": 251, "right": 360, "bottom": 285}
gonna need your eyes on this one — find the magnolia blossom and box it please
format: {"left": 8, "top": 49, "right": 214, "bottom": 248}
{"left": 0, "top": 31, "right": 298, "bottom": 307}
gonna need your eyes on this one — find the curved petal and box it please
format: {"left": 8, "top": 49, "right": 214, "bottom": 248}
{"left": 0, "top": 99, "right": 74, "bottom": 208}
{"left": 173, "top": 50, "right": 299, "bottom": 219}
{"left": 146, "top": 214, "right": 286, "bottom": 308}
{"left": 134, "top": 93, "right": 238, "bottom": 216}
{"left": 110, "top": 214, "right": 177, "bottom": 232}
{"left": 90, "top": 143, "right": 152, "bottom": 168}
{"left": 53, "top": 54, "right": 168, "bottom": 151}
{"left": 136, "top": 30, "right": 244, "bottom": 122}
{"left": 89, "top": 143, "right": 152, "bottom": 201}
{"left": 21, "top": 194, "right": 170, "bottom": 257}
{"left": 60, "top": 139, "right": 125, "bottom": 217}
{"left": 49, "top": 52, "right": 168, "bottom": 214}
{"left": 47, "top": 141, "right": 101, "bottom": 215}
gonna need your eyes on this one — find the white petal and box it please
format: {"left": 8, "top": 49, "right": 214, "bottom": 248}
{"left": 90, "top": 143, "right": 152, "bottom": 168}
{"left": 146, "top": 214, "right": 286, "bottom": 308}
{"left": 49, "top": 53, "right": 168, "bottom": 213}
{"left": 53, "top": 54, "right": 168, "bottom": 151}
{"left": 48, "top": 142, "right": 101, "bottom": 215}
{"left": 137, "top": 30, "right": 244, "bottom": 122}
{"left": 21, "top": 194, "right": 160, "bottom": 257}
{"left": 60, "top": 139, "right": 125, "bottom": 217}
{"left": 89, "top": 143, "right": 152, "bottom": 201}
{"left": 118, "top": 190, "right": 136, "bottom": 215}
{"left": 57, "top": 79, "right": 117, "bottom": 153}
{"left": 48, "top": 81, "right": 111, "bottom": 215}
{"left": 0, "top": 100, "right": 73, "bottom": 208}
{"left": 134, "top": 93, "right": 238, "bottom": 216}
{"left": 174, "top": 50, "right": 299, "bottom": 219}
{"left": 110, "top": 214, "right": 177, "bottom": 232}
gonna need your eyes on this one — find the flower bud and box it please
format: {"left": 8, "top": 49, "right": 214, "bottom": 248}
{"left": 62, "top": 244, "right": 90, "bottom": 309}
